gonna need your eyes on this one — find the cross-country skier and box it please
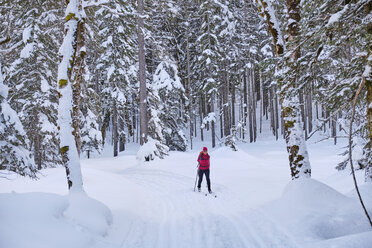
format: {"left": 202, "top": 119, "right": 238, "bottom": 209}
{"left": 197, "top": 147, "right": 212, "bottom": 193}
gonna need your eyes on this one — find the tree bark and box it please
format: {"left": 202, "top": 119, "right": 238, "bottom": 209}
{"left": 223, "top": 75, "right": 230, "bottom": 137}
{"left": 186, "top": 32, "right": 193, "bottom": 150}
{"left": 231, "top": 79, "right": 236, "bottom": 128}
{"left": 138, "top": 0, "right": 148, "bottom": 145}
{"left": 243, "top": 69, "right": 248, "bottom": 140}
{"left": 58, "top": 0, "right": 84, "bottom": 191}
{"left": 257, "top": 0, "right": 311, "bottom": 179}
{"left": 211, "top": 99, "right": 216, "bottom": 148}
{"left": 282, "top": 0, "right": 311, "bottom": 179}
{"left": 366, "top": 21, "right": 372, "bottom": 182}
{"left": 119, "top": 112, "right": 125, "bottom": 152}
{"left": 113, "top": 100, "right": 118, "bottom": 157}
{"left": 71, "top": 4, "right": 85, "bottom": 157}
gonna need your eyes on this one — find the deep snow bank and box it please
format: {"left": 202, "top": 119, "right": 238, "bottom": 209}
{"left": 263, "top": 178, "right": 372, "bottom": 246}
{"left": 0, "top": 191, "right": 112, "bottom": 248}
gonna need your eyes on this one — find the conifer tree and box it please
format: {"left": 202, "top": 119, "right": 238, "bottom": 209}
{"left": 0, "top": 58, "right": 37, "bottom": 178}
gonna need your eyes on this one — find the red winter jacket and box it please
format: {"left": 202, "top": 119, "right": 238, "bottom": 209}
{"left": 197, "top": 152, "right": 210, "bottom": 170}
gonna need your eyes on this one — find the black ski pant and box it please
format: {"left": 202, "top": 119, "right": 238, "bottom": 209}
{"left": 197, "top": 169, "right": 211, "bottom": 191}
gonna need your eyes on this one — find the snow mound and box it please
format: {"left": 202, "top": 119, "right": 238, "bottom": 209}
{"left": 64, "top": 191, "right": 113, "bottom": 236}
{"left": 263, "top": 178, "right": 372, "bottom": 244}
{"left": 0, "top": 191, "right": 112, "bottom": 248}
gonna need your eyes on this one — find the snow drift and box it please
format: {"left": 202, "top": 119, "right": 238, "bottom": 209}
{"left": 0, "top": 191, "right": 112, "bottom": 248}
{"left": 263, "top": 178, "right": 372, "bottom": 247}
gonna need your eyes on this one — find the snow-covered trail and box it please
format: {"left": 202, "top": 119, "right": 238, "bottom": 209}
{"left": 2, "top": 138, "right": 369, "bottom": 248}
{"left": 81, "top": 144, "right": 299, "bottom": 248}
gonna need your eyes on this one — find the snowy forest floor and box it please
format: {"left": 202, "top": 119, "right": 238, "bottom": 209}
{"left": 1, "top": 135, "right": 372, "bottom": 248}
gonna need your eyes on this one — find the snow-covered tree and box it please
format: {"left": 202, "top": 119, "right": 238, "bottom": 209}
{"left": 0, "top": 59, "right": 37, "bottom": 178}
{"left": 57, "top": 0, "right": 84, "bottom": 191}
{"left": 152, "top": 60, "right": 187, "bottom": 151}
{"left": 0, "top": 0, "right": 62, "bottom": 169}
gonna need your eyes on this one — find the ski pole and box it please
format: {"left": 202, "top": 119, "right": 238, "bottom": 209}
{"left": 193, "top": 163, "right": 200, "bottom": 192}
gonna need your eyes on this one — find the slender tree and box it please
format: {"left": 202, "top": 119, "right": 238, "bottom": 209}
{"left": 138, "top": 0, "right": 148, "bottom": 146}
{"left": 57, "top": 0, "right": 84, "bottom": 191}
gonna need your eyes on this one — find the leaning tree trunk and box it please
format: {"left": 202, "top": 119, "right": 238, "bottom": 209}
{"left": 138, "top": 0, "right": 148, "bottom": 146}
{"left": 57, "top": 0, "right": 84, "bottom": 191}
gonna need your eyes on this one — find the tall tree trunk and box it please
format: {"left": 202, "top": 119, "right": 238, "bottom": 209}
{"left": 138, "top": 0, "right": 148, "bottom": 145}
{"left": 112, "top": 101, "right": 118, "bottom": 157}
{"left": 274, "top": 85, "right": 279, "bottom": 140}
{"left": 35, "top": 131, "right": 42, "bottom": 170}
{"left": 243, "top": 69, "right": 248, "bottom": 140}
{"left": 366, "top": 74, "right": 372, "bottom": 181}
{"left": 186, "top": 32, "right": 193, "bottom": 150}
{"left": 58, "top": 0, "right": 84, "bottom": 191}
{"left": 365, "top": 22, "right": 372, "bottom": 182}
{"left": 223, "top": 76, "right": 230, "bottom": 137}
{"left": 231, "top": 80, "right": 236, "bottom": 128}
{"left": 252, "top": 68, "right": 257, "bottom": 142}
{"left": 119, "top": 115, "right": 125, "bottom": 152}
{"left": 307, "top": 83, "right": 313, "bottom": 133}
{"left": 282, "top": 0, "right": 311, "bottom": 179}
{"left": 211, "top": 99, "right": 216, "bottom": 148}
{"left": 269, "top": 86, "right": 275, "bottom": 136}
{"left": 71, "top": 2, "right": 85, "bottom": 157}
{"left": 200, "top": 95, "right": 204, "bottom": 141}
{"left": 257, "top": 0, "right": 311, "bottom": 179}
{"left": 248, "top": 69, "right": 253, "bottom": 143}
{"left": 260, "top": 71, "right": 263, "bottom": 133}
{"left": 219, "top": 93, "right": 223, "bottom": 138}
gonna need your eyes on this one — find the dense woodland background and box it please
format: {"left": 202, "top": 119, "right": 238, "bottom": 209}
{"left": 0, "top": 0, "right": 371, "bottom": 184}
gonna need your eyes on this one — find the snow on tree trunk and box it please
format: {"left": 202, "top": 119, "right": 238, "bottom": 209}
{"left": 57, "top": 0, "right": 84, "bottom": 191}
{"left": 138, "top": 0, "right": 148, "bottom": 146}
{"left": 283, "top": 0, "right": 311, "bottom": 179}
{"left": 257, "top": 0, "right": 311, "bottom": 179}
{"left": 255, "top": 0, "right": 284, "bottom": 56}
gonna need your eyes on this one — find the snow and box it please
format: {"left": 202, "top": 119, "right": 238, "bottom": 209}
{"left": 20, "top": 27, "right": 35, "bottom": 58}
{"left": 1, "top": 134, "right": 371, "bottom": 247}
{"left": 363, "top": 64, "right": 371, "bottom": 78}
{"left": 0, "top": 191, "right": 112, "bottom": 248}
{"left": 152, "top": 61, "right": 183, "bottom": 92}
{"left": 40, "top": 77, "right": 50, "bottom": 93}
{"left": 327, "top": 5, "right": 349, "bottom": 27}
{"left": 0, "top": 61, "right": 8, "bottom": 98}
{"left": 1, "top": 102, "right": 26, "bottom": 134}
{"left": 22, "top": 27, "right": 32, "bottom": 43}
{"left": 102, "top": 35, "right": 113, "bottom": 48}
{"left": 20, "top": 43, "right": 34, "bottom": 58}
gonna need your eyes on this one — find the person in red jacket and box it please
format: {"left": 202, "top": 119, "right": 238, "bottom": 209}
{"left": 197, "top": 147, "right": 212, "bottom": 193}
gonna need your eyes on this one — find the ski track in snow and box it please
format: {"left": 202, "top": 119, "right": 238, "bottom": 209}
{"left": 85, "top": 151, "right": 299, "bottom": 248}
